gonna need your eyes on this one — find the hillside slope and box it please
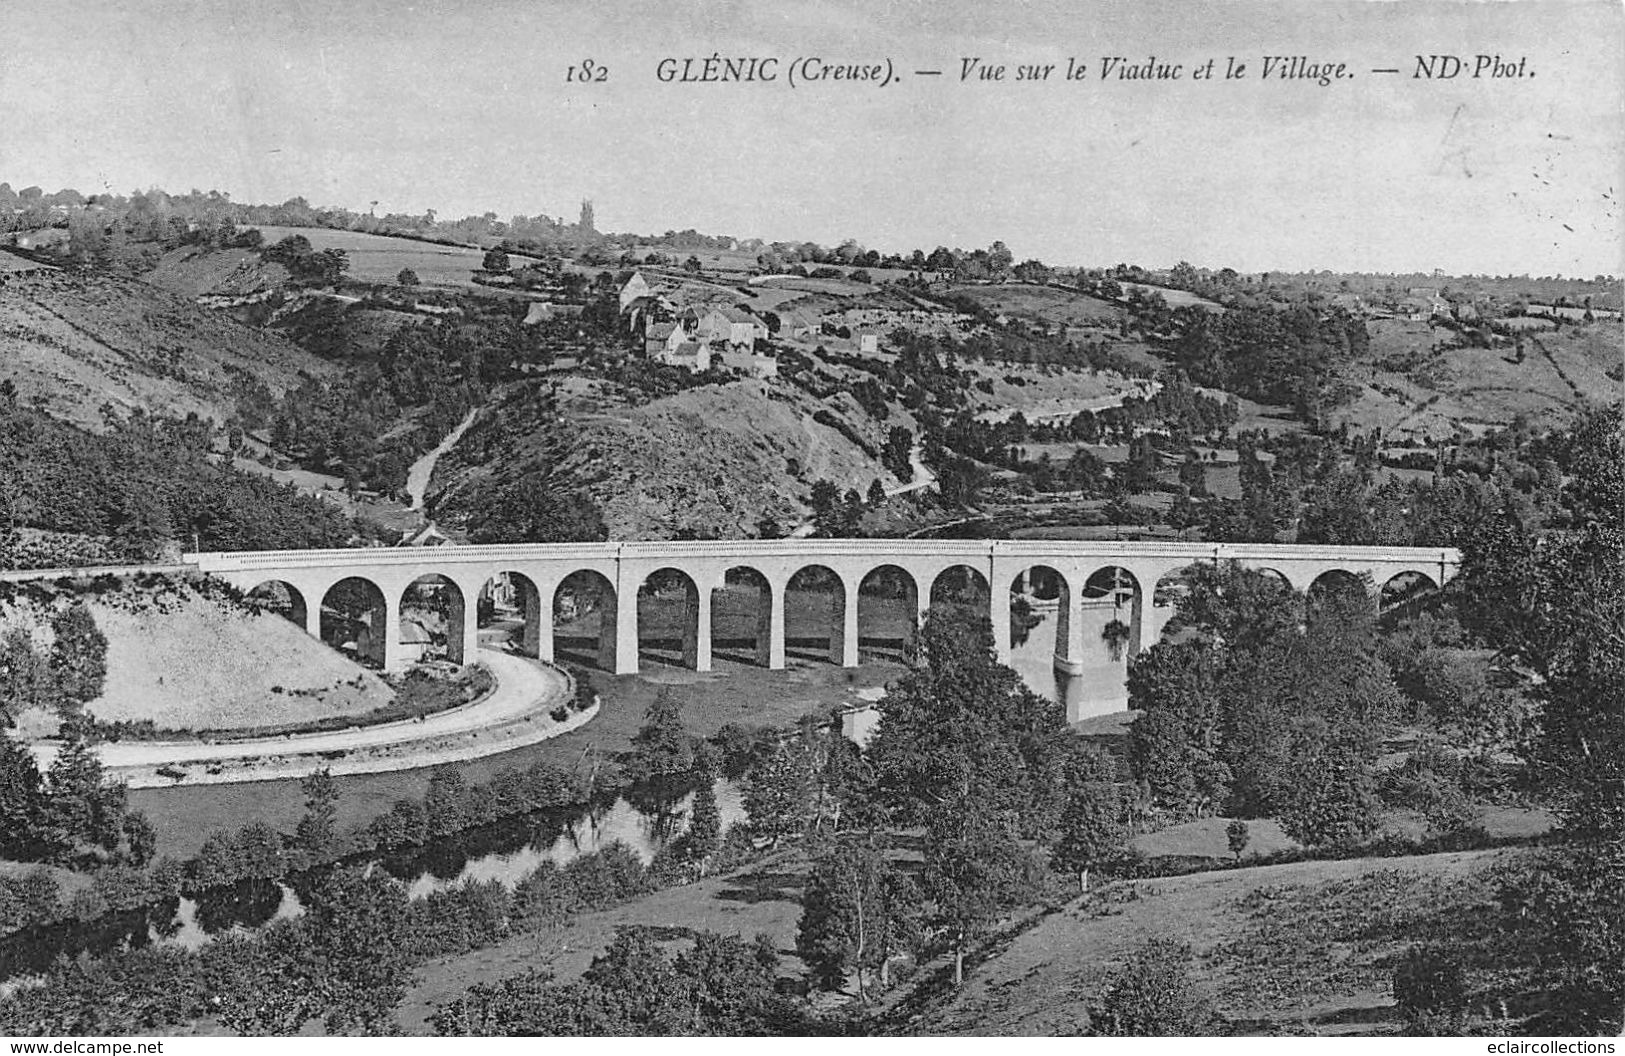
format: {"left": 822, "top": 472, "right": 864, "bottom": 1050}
{"left": 906, "top": 847, "right": 1512, "bottom": 1037}
{"left": 0, "top": 273, "right": 333, "bottom": 431}
{"left": 3, "top": 582, "right": 392, "bottom": 734}
{"left": 139, "top": 245, "right": 288, "bottom": 299}
{"left": 433, "top": 379, "right": 909, "bottom": 539}
{"left": 1329, "top": 318, "right": 1619, "bottom": 438}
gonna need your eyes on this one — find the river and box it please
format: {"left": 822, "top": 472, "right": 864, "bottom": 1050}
{"left": 0, "top": 780, "right": 745, "bottom": 984}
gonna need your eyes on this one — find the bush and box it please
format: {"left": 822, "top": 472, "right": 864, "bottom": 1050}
{"left": 1394, "top": 943, "right": 1468, "bottom": 1035}
{"left": 405, "top": 878, "right": 511, "bottom": 958}
{"left": 564, "top": 840, "right": 648, "bottom": 909}
{"left": 1092, "top": 939, "right": 1218, "bottom": 1036}
{"left": 0, "top": 868, "right": 62, "bottom": 934}
{"left": 511, "top": 860, "right": 579, "bottom": 929}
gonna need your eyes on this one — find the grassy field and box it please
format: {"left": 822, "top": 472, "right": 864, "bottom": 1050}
{"left": 911, "top": 846, "right": 1522, "bottom": 1036}
{"left": 967, "top": 363, "right": 1144, "bottom": 421}
{"left": 246, "top": 226, "right": 540, "bottom": 291}
{"left": 387, "top": 806, "right": 1553, "bottom": 1035}
{"left": 946, "top": 282, "right": 1124, "bottom": 327}
{"left": 392, "top": 846, "right": 814, "bottom": 1033}
{"left": 749, "top": 274, "right": 874, "bottom": 298}
{"left": 1330, "top": 318, "right": 1617, "bottom": 438}
{"left": 1120, "top": 282, "right": 1224, "bottom": 310}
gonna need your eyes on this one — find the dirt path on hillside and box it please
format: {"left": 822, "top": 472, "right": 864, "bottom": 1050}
{"left": 406, "top": 407, "right": 479, "bottom": 511}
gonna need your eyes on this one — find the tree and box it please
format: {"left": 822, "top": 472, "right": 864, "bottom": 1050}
{"left": 683, "top": 771, "right": 722, "bottom": 871}
{"left": 303, "top": 867, "right": 413, "bottom": 1034}
{"left": 293, "top": 768, "right": 340, "bottom": 861}
{"left": 808, "top": 478, "right": 844, "bottom": 537}
{"left": 48, "top": 603, "right": 107, "bottom": 715}
{"left": 1276, "top": 725, "right": 1380, "bottom": 848}
{"left": 0, "top": 627, "right": 47, "bottom": 726}
{"left": 481, "top": 246, "right": 509, "bottom": 274}
{"left": 742, "top": 740, "right": 806, "bottom": 846}
{"left": 882, "top": 426, "right": 914, "bottom": 483}
{"left": 44, "top": 717, "right": 121, "bottom": 861}
{"left": 1127, "top": 641, "right": 1228, "bottom": 816}
{"left": 923, "top": 800, "right": 1043, "bottom": 986}
{"left": 431, "top": 929, "right": 805, "bottom": 1036}
{"left": 1178, "top": 451, "right": 1209, "bottom": 497}
{"left": 417, "top": 765, "right": 467, "bottom": 838}
{"left": 797, "top": 836, "right": 922, "bottom": 1000}
{"left": 1053, "top": 779, "right": 1129, "bottom": 893}
{"left": 866, "top": 478, "right": 886, "bottom": 506}
{"left": 1226, "top": 818, "right": 1250, "bottom": 861}
{"left": 0, "top": 731, "right": 52, "bottom": 860}
{"left": 396, "top": 267, "right": 419, "bottom": 287}
{"left": 625, "top": 687, "right": 696, "bottom": 786}
{"left": 203, "top": 922, "right": 323, "bottom": 1035}
{"left": 1460, "top": 405, "right": 1622, "bottom": 843}
{"left": 866, "top": 608, "right": 1066, "bottom": 834}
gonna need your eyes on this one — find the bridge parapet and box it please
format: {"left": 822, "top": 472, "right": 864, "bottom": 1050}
{"left": 187, "top": 540, "right": 1460, "bottom": 573}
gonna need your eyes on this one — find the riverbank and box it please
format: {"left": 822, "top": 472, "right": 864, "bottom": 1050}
{"left": 128, "top": 653, "right": 907, "bottom": 859}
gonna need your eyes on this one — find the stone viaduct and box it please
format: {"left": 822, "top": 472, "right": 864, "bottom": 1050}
{"left": 188, "top": 541, "right": 1459, "bottom": 716}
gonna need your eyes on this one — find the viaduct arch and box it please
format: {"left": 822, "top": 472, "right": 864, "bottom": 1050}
{"left": 200, "top": 541, "right": 1459, "bottom": 709}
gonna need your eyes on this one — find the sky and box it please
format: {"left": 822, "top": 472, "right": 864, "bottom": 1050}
{"left": 2, "top": 0, "right": 1621, "bottom": 275}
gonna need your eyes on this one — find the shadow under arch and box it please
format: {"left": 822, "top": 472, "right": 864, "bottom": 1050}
{"left": 637, "top": 566, "right": 701, "bottom": 669}
{"left": 785, "top": 563, "right": 847, "bottom": 664}
{"left": 929, "top": 564, "right": 990, "bottom": 616}
{"left": 1075, "top": 565, "right": 1144, "bottom": 662}
{"left": 711, "top": 565, "right": 773, "bottom": 667}
{"left": 554, "top": 569, "right": 618, "bottom": 671}
{"left": 477, "top": 570, "right": 543, "bottom": 657}
{"left": 857, "top": 564, "right": 919, "bottom": 661}
{"left": 1380, "top": 569, "right": 1439, "bottom": 613}
{"left": 1008, "top": 563, "right": 1069, "bottom": 653}
{"left": 400, "top": 572, "right": 467, "bottom": 664}
{"left": 246, "top": 579, "right": 309, "bottom": 631}
{"left": 320, "top": 576, "right": 388, "bottom": 669}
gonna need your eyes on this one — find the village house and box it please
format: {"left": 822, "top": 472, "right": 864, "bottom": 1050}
{"left": 717, "top": 347, "right": 779, "bottom": 379}
{"left": 659, "top": 339, "right": 711, "bottom": 372}
{"left": 644, "top": 320, "right": 686, "bottom": 358}
{"left": 683, "top": 305, "right": 767, "bottom": 350}
{"left": 618, "top": 270, "right": 652, "bottom": 311}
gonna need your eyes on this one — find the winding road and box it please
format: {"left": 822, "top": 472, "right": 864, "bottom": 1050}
{"left": 29, "top": 648, "right": 576, "bottom": 783}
